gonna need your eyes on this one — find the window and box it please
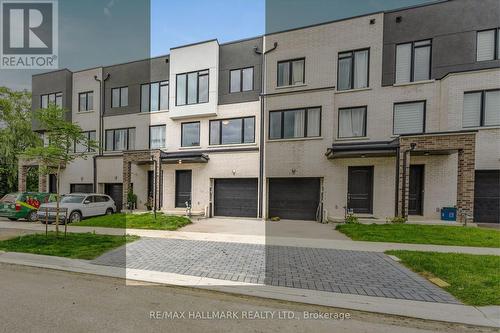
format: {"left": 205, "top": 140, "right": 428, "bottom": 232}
{"left": 210, "top": 117, "right": 255, "bottom": 145}
{"left": 338, "top": 107, "right": 367, "bottom": 138}
{"left": 74, "top": 131, "right": 96, "bottom": 153}
{"left": 230, "top": 67, "right": 254, "bottom": 93}
{"left": 477, "top": 28, "right": 500, "bottom": 61}
{"left": 463, "top": 90, "right": 500, "bottom": 127}
{"left": 105, "top": 128, "right": 135, "bottom": 151}
{"left": 141, "top": 81, "right": 169, "bottom": 112}
{"left": 269, "top": 107, "right": 321, "bottom": 139}
{"left": 78, "top": 91, "right": 93, "bottom": 112}
{"left": 277, "top": 58, "right": 305, "bottom": 87}
{"left": 396, "top": 40, "right": 431, "bottom": 83}
{"left": 176, "top": 70, "right": 209, "bottom": 106}
{"left": 111, "top": 87, "right": 128, "bottom": 108}
{"left": 41, "top": 92, "right": 62, "bottom": 109}
{"left": 337, "top": 49, "right": 369, "bottom": 90}
{"left": 181, "top": 122, "right": 200, "bottom": 147}
{"left": 393, "top": 101, "right": 425, "bottom": 135}
{"left": 149, "top": 125, "right": 166, "bottom": 149}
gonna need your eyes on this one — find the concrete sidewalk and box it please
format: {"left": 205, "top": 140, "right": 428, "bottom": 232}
{"left": 0, "top": 251, "right": 497, "bottom": 328}
{"left": 1, "top": 221, "right": 499, "bottom": 255}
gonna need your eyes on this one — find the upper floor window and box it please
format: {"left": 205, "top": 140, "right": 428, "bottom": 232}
{"left": 176, "top": 70, "right": 209, "bottom": 106}
{"left": 477, "top": 28, "right": 500, "bottom": 61}
{"left": 141, "top": 81, "right": 169, "bottom": 112}
{"left": 337, "top": 49, "right": 369, "bottom": 91}
{"left": 277, "top": 58, "right": 305, "bottom": 87}
{"left": 105, "top": 127, "right": 135, "bottom": 151}
{"left": 463, "top": 89, "right": 500, "bottom": 127}
{"left": 181, "top": 122, "right": 200, "bottom": 147}
{"left": 210, "top": 117, "right": 255, "bottom": 145}
{"left": 230, "top": 67, "right": 253, "bottom": 93}
{"left": 338, "top": 107, "right": 367, "bottom": 138}
{"left": 149, "top": 125, "right": 166, "bottom": 149}
{"left": 396, "top": 40, "right": 431, "bottom": 84}
{"left": 74, "top": 131, "right": 96, "bottom": 153}
{"left": 269, "top": 107, "right": 321, "bottom": 140}
{"left": 111, "top": 87, "right": 128, "bottom": 108}
{"left": 78, "top": 91, "right": 94, "bottom": 112}
{"left": 393, "top": 101, "right": 425, "bottom": 135}
{"left": 41, "top": 92, "right": 62, "bottom": 109}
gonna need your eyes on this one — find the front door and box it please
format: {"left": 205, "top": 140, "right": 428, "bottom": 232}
{"left": 408, "top": 165, "right": 424, "bottom": 215}
{"left": 347, "top": 166, "right": 373, "bottom": 214}
{"left": 49, "top": 174, "right": 57, "bottom": 193}
{"left": 175, "top": 170, "right": 192, "bottom": 208}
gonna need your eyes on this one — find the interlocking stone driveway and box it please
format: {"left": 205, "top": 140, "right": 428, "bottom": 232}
{"left": 93, "top": 238, "right": 459, "bottom": 304}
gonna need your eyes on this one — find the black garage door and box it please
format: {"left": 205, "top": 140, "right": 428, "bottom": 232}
{"left": 70, "top": 183, "right": 93, "bottom": 193}
{"left": 105, "top": 183, "right": 123, "bottom": 212}
{"left": 268, "top": 178, "right": 320, "bottom": 221}
{"left": 214, "top": 178, "right": 258, "bottom": 217}
{"left": 474, "top": 170, "right": 500, "bottom": 223}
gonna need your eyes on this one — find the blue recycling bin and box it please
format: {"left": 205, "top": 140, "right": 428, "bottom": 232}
{"left": 441, "top": 207, "right": 457, "bottom": 221}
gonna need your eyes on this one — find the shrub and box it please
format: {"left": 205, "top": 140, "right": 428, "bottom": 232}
{"left": 270, "top": 216, "right": 280, "bottom": 222}
{"left": 345, "top": 213, "right": 359, "bottom": 224}
{"left": 387, "top": 216, "right": 408, "bottom": 224}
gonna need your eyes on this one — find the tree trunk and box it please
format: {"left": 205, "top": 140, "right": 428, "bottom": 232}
{"left": 55, "top": 164, "right": 61, "bottom": 236}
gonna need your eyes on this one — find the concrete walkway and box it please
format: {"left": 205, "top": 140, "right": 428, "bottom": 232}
{"left": 1, "top": 221, "right": 499, "bottom": 255}
{"left": 0, "top": 251, "right": 497, "bottom": 328}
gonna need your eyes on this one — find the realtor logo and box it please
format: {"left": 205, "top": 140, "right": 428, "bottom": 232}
{"left": 1, "top": 0, "right": 58, "bottom": 69}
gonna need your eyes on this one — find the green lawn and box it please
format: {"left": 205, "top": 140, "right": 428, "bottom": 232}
{"left": 73, "top": 213, "right": 191, "bottom": 231}
{"left": 387, "top": 250, "right": 500, "bottom": 306}
{"left": 0, "top": 232, "right": 138, "bottom": 260}
{"left": 336, "top": 224, "right": 500, "bottom": 248}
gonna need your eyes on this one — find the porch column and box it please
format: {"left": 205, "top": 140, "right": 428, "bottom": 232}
{"left": 38, "top": 170, "right": 47, "bottom": 192}
{"left": 122, "top": 158, "right": 132, "bottom": 210}
{"left": 18, "top": 164, "right": 28, "bottom": 192}
{"left": 457, "top": 146, "right": 475, "bottom": 222}
{"left": 153, "top": 151, "right": 161, "bottom": 210}
{"left": 397, "top": 148, "right": 411, "bottom": 218}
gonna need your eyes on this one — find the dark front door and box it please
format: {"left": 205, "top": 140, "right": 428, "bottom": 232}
{"left": 49, "top": 174, "right": 57, "bottom": 193}
{"left": 175, "top": 170, "right": 192, "bottom": 208}
{"left": 104, "top": 183, "right": 123, "bottom": 212}
{"left": 347, "top": 166, "right": 373, "bottom": 214}
{"left": 268, "top": 178, "right": 320, "bottom": 220}
{"left": 474, "top": 170, "right": 500, "bottom": 223}
{"left": 214, "top": 178, "right": 258, "bottom": 217}
{"left": 408, "top": 165, "right": 424, "bottom": 215}
{"left": 147, "top": 170, "right": 154, "bottom": 199}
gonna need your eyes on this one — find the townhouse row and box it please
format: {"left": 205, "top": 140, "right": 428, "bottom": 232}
{"left": 20, "top": 0, "right": 500, "bottom": 223}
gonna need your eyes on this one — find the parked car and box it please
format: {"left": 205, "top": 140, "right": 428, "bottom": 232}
{"left": 38, "top": 193, "right": 116, "bottom": 223}
{"left": 0, "top": 192, "right": 57, "bottom": 222}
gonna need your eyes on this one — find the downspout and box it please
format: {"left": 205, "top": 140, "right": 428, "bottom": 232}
{"left": 94, "top": 72, "right": 110, "bottom": 193}
{"left": 255, "top": 41, "right": 278, "bottom": 219}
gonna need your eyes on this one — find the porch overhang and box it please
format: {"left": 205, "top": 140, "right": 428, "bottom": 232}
{"left": 326, "top": 139, "right": 399, "bottom": 159}
{"left": 160, "top": 151, "right": 209, "bottom": 164}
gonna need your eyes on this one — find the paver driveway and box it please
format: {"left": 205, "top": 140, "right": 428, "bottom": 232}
{"left": 93, "top": 238, "right": 459, "bottom": 304}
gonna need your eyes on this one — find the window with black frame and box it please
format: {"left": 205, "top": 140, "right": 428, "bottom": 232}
{"left": 337, "top": 49, "right": 369, "bottom": 91}
{"left": 41, "top": 92, "right": 62, "bottom": 109}
{"left": 74, "top": 131, "right": 96, "bottom": 153}
{"left": 111, "top": 87, "right": 128, "bottom": 108}
{"left": 78, "top": 91, "right": 94, "bottom": 112}
{"left": 181, "top": 122, "right": 200, "bottom": 147}
{"left": 141, "top": 81, "right": 169, "bottom": 112}
{"left": 176, "top": 70, "right": 209, "bottom": 106}
{"left": 230, "top": 67, "right": 253, "bottom": 93}
{"left": 393, "top": 101, "right": 425, "bottom": 135}
{"left": 105, "top": 128, "right": 135, "bottom": 151}
{"left": 149, "top": 125, "right": 166, "bottom": 149}
{"left": 269, "top": 107, "right": 321, "bottom": 139}
{"left": 395, "top": 40, "right": 431, "bottom": 83}
{"left": 463, "top": 89, "right": 500, "bottom": 127}
{"left": 210, "top": 117, "right": 255, "bottom": 145}
{"left": 277, "top": 58, "right": 305, "bottom": 87}
{"left": 476, "top": 28, "right": 500, "bottom": 62}
{"left": 338, "top": 107, "right": 367, "bottom": 138}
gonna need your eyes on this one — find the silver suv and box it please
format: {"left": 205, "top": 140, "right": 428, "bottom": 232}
{"left": 38, "top": 193, "right": 116, "bottom": 223}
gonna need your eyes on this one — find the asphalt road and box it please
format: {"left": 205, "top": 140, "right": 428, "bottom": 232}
{"left": 0, "top": 263, "right": 494, "bottom": 333}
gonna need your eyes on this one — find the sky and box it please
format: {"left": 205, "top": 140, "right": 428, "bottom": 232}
{"left": 1, "top": 0, "right": 437, "bottom": 90}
